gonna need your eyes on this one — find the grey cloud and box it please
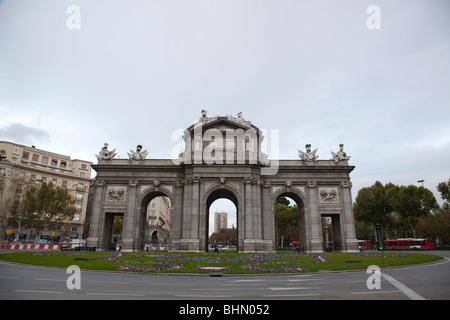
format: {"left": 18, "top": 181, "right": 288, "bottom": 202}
{"left": 0, "top": 123, "right": 50, "bottom": 145}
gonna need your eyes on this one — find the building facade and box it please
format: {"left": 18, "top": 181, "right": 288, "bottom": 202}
{"left": 87, "top": 111, "right": 358, "bottom": 253}
{"left": 146, "top": 196, "right": 171, "bottom": 245}
{"left": 214, "top": 211, "right": 228, "bottom": 234}
{"left": 0, "top": 141, "right": 93, "bottom": 242}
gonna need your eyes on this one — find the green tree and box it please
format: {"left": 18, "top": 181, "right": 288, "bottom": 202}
{"left": 353, "top": 181, "right": 395, "bottom": 227}
{"left": 20, "top": 182, "right": 76, "bottom": 243}
{"left": 437, "top": 179, "right": 450, "bottom": 210}
{"left": 274, "top": 202, "right": 299, "bottom": 247}
{"left": 387, "top": 184, "right": 438, "bottom": 238}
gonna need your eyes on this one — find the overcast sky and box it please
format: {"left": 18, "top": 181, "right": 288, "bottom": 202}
{"left": 1, "top": 0, "right": 449, "bottom": 231}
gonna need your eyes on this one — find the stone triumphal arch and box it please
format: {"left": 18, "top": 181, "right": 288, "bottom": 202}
{"left": 87, "top": 111, "right": 358, "bottom": 253}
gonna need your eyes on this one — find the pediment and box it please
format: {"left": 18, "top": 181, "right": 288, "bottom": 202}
{"left": 186, "top": 115, "right": 260, "bottom": 133}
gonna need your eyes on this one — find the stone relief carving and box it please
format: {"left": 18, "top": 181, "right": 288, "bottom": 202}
{"left": 128, "top": 144, "right": 148, "bottom": 161}
{"left": 96, "top": 143, "right": 117, "bottom": 160}
{"left": 307, "top": 181, "right": 317, "bottom": 188}
{"left": 340, "top": 181, "right": 353, "bottom": 188}
{"left": 299, "top": 144, "right": 318, "bottom": 161}
{"left": 106, "top": 187, "right": 126, "bottom": 202}
{"left": 331, "top": 144, "right": 351, "bottom": 163}
{"left": 319, "top": 188, "right": 339, "bottom": 203}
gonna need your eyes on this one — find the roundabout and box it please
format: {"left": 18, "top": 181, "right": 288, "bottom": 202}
{"left": 0, "top": 250, "right": 442, "bottom": 275}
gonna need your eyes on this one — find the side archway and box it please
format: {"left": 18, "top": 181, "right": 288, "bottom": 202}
{"left": 270, "top": 187, "right": 308, "bottom": 251}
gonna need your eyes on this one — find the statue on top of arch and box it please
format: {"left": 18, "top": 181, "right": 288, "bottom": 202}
{"left": 331, "top": 144, "right": 351, "bottom": 163}
{"left": 128, "top": 144, "right": 149, "bottom": 161}
{"left": 227, "top": 111, "right": 252, "bottom": 128}
{"left": 96, "top": 143, "right": 117, "bottom": 160}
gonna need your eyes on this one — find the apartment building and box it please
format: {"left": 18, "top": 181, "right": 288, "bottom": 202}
{"left": 0, "top": 141, "right": 93, "bottom": 242}
{"left": 214, "top": 211, "right": 228, "bottom": 234}
{"left": 146, "top": 196, "right": 171, "bottom": 245}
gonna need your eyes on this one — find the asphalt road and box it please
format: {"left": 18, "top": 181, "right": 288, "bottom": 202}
{"left": 0, "top": 251, "right": 449, "bottom": 300}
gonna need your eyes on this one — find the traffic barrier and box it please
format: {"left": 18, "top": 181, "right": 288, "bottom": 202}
{"left": 0, "top": 244, "right": 62, "bottom": 250}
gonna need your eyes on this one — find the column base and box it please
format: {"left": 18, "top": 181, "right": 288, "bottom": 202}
{"left": 241, "top": 239, "right": 275, "bottom": 253}
{"left": 169, "top": 239, "right": 201, "bottom": 252}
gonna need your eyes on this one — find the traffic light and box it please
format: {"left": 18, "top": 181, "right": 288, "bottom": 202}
{"left": 375, "top": 224, "right": 383, "bottom": 251}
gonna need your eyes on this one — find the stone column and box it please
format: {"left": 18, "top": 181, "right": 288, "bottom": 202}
{"left": 87, "top": 180, "right": 105, "bottom": 250}
{"left": 307, "top": 181, "right": 323, "bottom": 253}
{"left": 169, "top": 181, "right": 184, "bottom": 251}
{"left": 121, "top": 180, "right": 139, "bottom": 252}
{"left": 341, "top": 181, "right": 358, "bottom": 252}
{"left": 244, "top": 177, "right": 253, "bottom": 239}
{"left": 261, "top": 181, "right": 275, "bottom": 251}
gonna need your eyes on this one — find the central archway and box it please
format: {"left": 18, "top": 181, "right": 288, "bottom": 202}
{"left": 204, "top": 186, "right": 241, "bottom": 252}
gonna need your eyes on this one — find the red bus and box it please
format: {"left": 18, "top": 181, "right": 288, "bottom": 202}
{"left": 358, "top": 240, "right": 372, "bottom": 250}
{"left": 384, "top": 238, "right": 434, "bottom": 250}
{"left": 289, "top": 242, "right": 301, "bottom": 251}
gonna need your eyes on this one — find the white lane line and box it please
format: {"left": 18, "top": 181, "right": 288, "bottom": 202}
{"left": 86, "top": 293, "right": 145, "bottom": 297}
{"left": 287, "top": 279, "right": 322, "bottom": 282}
{"left": 352, "top": 290, "right": 401, "bottom": 295}
{"left": 15, "top": 290, "right": 63, "bottom": 294}
{"left": 270, "top": 287, "right": 322, "bottom": 291}
{"left": 175, "top": 295, "right": 232, "bottom": 298}
{"left": 381, "top": 272, "right": 426, "bottom": 300}
{"left": 34, "top": 278, "right": 66, "bottom": 282}
{"left": 263, "top": 294, "right": 322, "bottom": 297}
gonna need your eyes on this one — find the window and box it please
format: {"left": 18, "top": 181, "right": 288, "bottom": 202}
{"left": 79, "top": 172, "right": 86, "bottom": 178}
{"left": 19, "top": 172, "right": 25, "bottom": 179}
{"left": 71, "top": 225, "right": 78, "bottom": 232}
{"left": 62, "top": 180, "right": 68, "bottom": 188}
{"left": 22, "top": 152, "right": 29, "bottom": 159}
{"left": 76, "top": 193, "right": 83, "bottom": 201}
{"left": 42, "top": 157, "right": 48, "bottom": 165}
{"left": 32, "top": 154, "right": 39, "bottom": 162}
{"left": 30, "top": 174, "right": 36, "bottom": 182}
{"left": 51, "top": 159, "right": 58, "bottom": 166}
{"left": 77, "top": 183, "right": 85, "bottom": 191}
{"left": 60, "top": 161, "right": 67, "bottom": 168}
{"left": 75, "top": 204, "right": 82, "bottom": 212}
{"left": 80, "top": 164, "right": 87, "bottom": 170}
{"left": 73, "top": 214, "right": 80, "bottom": 221}
{"left": 52, "top": 179, "right": 57, "bottom": 185}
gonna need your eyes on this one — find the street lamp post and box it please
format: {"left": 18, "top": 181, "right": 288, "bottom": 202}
{"left": 417, "top": 179, "right": 426, "bottom": 211}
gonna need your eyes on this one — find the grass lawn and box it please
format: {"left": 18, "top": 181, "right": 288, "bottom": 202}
{"left": 0, "top": 250, "right": 443, "bottom": 275}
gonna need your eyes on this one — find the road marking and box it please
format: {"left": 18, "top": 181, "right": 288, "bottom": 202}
{"left": 86, "top": 292, "right": 145, "bottom": 297}
{"left": 352, "top": 290, "right": 401, "bottom": 295}
{"left": 15, "top": 290, "right": 63, "bottom": 294}
{"left": 175, "top": 295, "right": 232, "bottom": 298}
{"left": 191, "top": 288, "right": 263, "bottom": 291}
{"left": 287, "top": 279, "right": 322, "bottom": 282}
{"left": 263, "top": 294, "right": 322, "bottom": 297}
{"left": 34, "top": 278, "right": 66, "bottom": 282}
{"left": 270, "top": 287, "right": 322, "bottom": 291}
{"left": 88, "top": 280, "right": 128, "bottom": 284}
{"left": 381, "top": 273, "right": 426, "bottom": 300}
{"left": 228, "top": 279, "right": 263, "bottom": 282}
